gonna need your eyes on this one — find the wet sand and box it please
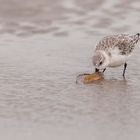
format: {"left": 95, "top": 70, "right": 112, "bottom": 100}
{"left": 0, "top": 0, "right": 140, "bottom": 140}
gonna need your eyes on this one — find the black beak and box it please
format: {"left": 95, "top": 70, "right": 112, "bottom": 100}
{"left": 95, "top": 68, "right": 99, "bottom": 72}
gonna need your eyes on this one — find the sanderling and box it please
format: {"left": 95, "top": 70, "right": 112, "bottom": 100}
{"left": 92, "top": 33, "right": 140, "bottom": 77}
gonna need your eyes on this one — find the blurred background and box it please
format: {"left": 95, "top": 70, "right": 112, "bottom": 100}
{"left": 0, "top": 0, "right": 140, "bottom": 36}
{"left": 0, "top": 0, "right": 140, "bottom": 140}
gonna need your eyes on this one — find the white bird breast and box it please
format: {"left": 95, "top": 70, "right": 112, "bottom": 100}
{"left": 108, "top": 48, "right": 129, "bottom": 67}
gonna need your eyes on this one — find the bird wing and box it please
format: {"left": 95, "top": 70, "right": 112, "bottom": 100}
{"left": 96, "top": 34, "right": 139, "bottom": 55}
{"left": 113, "top": 34, "right": 138, "bottom": 55}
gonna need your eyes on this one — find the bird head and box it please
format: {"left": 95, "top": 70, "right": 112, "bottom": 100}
{"left": 92, "top": 51, "right": 109, "bottom": 70}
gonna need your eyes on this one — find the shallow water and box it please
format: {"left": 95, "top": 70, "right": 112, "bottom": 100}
{"left": 0, "top": 0, "right": 140, "bottom": 140}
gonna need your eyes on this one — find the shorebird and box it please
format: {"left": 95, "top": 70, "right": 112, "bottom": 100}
{"left": 92, "top": 33, "right": 140, "bottom": 77}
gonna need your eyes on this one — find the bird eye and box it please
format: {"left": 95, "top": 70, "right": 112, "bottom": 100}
{"left": 99, "top": 61, "right": 102, "bottom": 65}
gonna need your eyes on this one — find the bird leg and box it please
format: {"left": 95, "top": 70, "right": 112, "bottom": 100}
{"left": 103, "top": 68, "right": 106, "bottom": 73}
{"left": 123, "top": 63, "right": 127, "bottom": 77}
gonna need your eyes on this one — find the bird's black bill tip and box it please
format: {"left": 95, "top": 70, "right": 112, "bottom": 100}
{"left": 95, "top": 68, "right": 99, "bottom": 72}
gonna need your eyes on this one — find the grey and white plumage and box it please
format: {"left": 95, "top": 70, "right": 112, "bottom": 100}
{"left": 92, "top": 33, "right": 140, "bottom": 76}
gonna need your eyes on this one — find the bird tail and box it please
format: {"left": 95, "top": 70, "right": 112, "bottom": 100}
{"left": 133, "top": 33, "right": 140, "bottom": 44}
{"left": 129, "top": 33, "right": 140, "bottom": 46}
{"left": 136, "top": 33, "right": 140, "bottom": 37}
